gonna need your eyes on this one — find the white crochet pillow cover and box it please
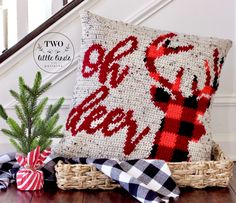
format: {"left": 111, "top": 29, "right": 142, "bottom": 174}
{"left": 53, "top": 11, "right": 232, "bottom": 162}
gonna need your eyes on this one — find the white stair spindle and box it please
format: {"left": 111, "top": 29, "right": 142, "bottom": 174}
{"left": 51, "top": 0, "right": 64, "bottom": 15}
{"left": 16, "top": 0, "right": 28, "bottom": 41}
{"left": 0, "top": 6, "right": 8, "bottom": 52}
{"left": 2, "top": 8, "right": 7, "bottom": 50}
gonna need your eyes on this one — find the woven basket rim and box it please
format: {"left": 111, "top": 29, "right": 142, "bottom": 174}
{"left": 55, "top": 142, "right": 233, "bottom": 189}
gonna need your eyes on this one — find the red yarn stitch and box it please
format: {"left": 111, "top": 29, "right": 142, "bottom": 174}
{"left": 82, "top": 44, "right": 105, "bottom": 78}
{"left": 101, "top": 108, "right": 126, "bottom": 136}
{"left": 99, "top": 36, "right": 138, "bottom": 88}
{"left": 66, "top": 85, "right": 109, "bottom": 136}
{"left": 123, "top": 110, "right": 150, "bottom": 155}
{"left": 145, "top": 33, "right": 194, "bottom": 74}
{"left": 79, "top": 105, "right": 107, "bottom": 134}
{"left": 67, "top": 86, "right": 150, "bottom": 155}
{"left": 145, "top": 33, "right": 223, "bottom": 161}
{"left": 81, "top": 36, "right": 138, "bottom": 88}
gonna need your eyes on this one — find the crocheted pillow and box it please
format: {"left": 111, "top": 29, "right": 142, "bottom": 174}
{"left": 54, "top": 11, "right": 232, "bottom": 162}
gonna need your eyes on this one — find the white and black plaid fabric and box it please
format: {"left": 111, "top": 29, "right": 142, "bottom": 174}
{"left": 0, "top": 153, "right": 180, "bottom": 203}
{"left": 75, "top": 158, "right": 180, "bottom": 203}
{"left": 0, "top": 153, "right": 19, "bottom": 190}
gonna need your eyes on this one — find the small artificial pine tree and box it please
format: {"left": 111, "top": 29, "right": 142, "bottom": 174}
{"left": 0, "top": 72, "right": 64, "bottom": 155}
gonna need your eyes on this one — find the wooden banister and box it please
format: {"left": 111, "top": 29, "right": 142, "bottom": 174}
{"left": 0, "top": 0, "right": 84, "bottom": 64}
{"left": 63, "top": 0, "right": 69, "bottom": 6}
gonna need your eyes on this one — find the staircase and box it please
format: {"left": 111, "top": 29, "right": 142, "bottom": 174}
{"left": 0, "top": 0, "right": 72, "bottom": 54}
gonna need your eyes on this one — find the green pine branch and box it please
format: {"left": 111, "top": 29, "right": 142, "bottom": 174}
{"left": 9, "top": 138, "right": 24, "bottom": 154}
{"left": 9, "top": 90, "right": 20, "bottom": 101}
{"left": 0, "top": 105, "right": 8, "bottom": 120}
{"left": 0, "top": 71, "right": 65, "bottom": 155}
{"left": 46, "top": 97, "right": 64, "bottom": 120}
{"left": 1, "top": 128, "right": 18, "bottom": 139}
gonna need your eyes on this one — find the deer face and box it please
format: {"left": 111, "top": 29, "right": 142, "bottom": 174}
{"left": 145, "top": 33, "right": 224, "bottom": 161}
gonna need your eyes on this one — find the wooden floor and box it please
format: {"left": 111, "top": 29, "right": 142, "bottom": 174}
{"left": 0, "top": 164, "right": 235, "bottom": 203}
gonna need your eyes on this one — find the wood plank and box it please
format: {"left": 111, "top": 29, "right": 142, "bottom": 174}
{"left": 63, "top": 0, "right": 68, "bottom": 6}
{"left": 0, "top": 183, "right": 33, "bottom": 203}
{"left": 31, "top": 182, "right": 84, "bottom": 203}
{"left": 229, "top": 164, "right": 236, "bottom": 195}
{"left": 31, "top": 182, "right": 135, "bottom": 203}
{"left": 171, "top": 187, "right": 236, "bottom": 203}
{"left": 31, "top": 189, "right": 84, "bottom": 203}
{"left": 82, "top": 189, "right": 135, "bottom": 203}
{"left": 31, "top": 178, "right": 236, "bottom": 203}
{"left": 31, "top": 185, "right": 236, "bottom": 203}
{"left": 31, "top": 183, "right": 135, "bottom": 203}
{"left": 1, "top": 163, "right": 236, "bottom": 203}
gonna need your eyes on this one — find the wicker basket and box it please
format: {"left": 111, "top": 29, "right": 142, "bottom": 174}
{"left": 168, "top": 143, "right": 233, "bottom": 188}
{"left": 55, "top": 143, "right": 234, "bottom": 190}
{"left": 55, "top": 161, "right": 120, "bottom": 190}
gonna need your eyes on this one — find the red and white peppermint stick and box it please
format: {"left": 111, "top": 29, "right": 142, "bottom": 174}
{"left": 15, "top": 146, "right": 51, "bottom": 191}
{"left": 16, "top": 154, "right": 27, "bottom": 167}
{"left": 37, "top": 148, "right": 51, "bottom": 167}
{"left": 27, "top": 146, "right": 41, "bottom": 168}
{"left": 16, "top": 169, "right": 44, "bottom": 190}
{"left": 16, "top": 146, "right": 51, "bottom": 168}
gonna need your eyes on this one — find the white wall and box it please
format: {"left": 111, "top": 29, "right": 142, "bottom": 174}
{"left": 0, "top": 0, "right": 235, "bottom": 159}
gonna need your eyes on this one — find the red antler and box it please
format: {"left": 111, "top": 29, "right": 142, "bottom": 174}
{"left": 145, "top": 32, "right": 194, "bottom": 73}
{"left": 192, "top": 49, "right": 223, "bottom": 101}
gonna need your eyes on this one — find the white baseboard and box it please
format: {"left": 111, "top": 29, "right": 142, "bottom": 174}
{"left": 0, "top": 142, "right": 15, "bottom": 155}
{"left": 215, "top": 141, "right": 236, "bottom": 161}
{"left": 213, "top": 134, "right": 236, "bottom": 161}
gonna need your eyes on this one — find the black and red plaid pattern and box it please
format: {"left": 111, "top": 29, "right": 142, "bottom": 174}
{"left": 146, "top": 35, "right": 223, "bottom": 162}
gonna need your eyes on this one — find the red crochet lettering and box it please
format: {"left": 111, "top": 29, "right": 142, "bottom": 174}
{"left": 82, "top": 44, "right": 105, "bottom": 78}
{"left": 82, "top": 36, "right": 138, "bottom": 88}
{"left": 123, "top": 111, "right": 150, "bottom": 155}
{"left": 101, "top": 108, "right": 126, "bottom": 136}
{"left": 79, "top": 105, "right": 107, "bottom": 134}
{"left": 66, "top": 85, "right": 150, "bottom": 155}
{"left": 145, "top": 33, "right": 224, "bottom": 161}
{"left": 66, "top": 86, "right": 109, "bottom": 136}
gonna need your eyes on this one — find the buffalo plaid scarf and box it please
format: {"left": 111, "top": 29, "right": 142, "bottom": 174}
{"left": 0, "top": 152, "right": 180, "bottom": 203}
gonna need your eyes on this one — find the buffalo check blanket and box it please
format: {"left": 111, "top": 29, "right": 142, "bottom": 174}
{"left": 0, "top": 153, "right": 180, "bottom": 203}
